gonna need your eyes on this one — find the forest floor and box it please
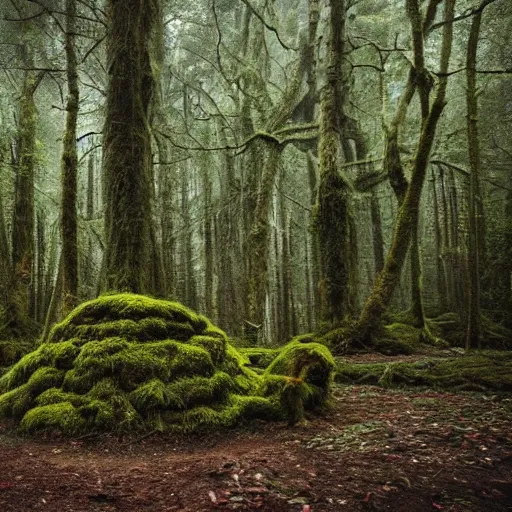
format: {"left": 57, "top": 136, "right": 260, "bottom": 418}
{"left": 1, "top": 353, "right": 512, "bottom": 512}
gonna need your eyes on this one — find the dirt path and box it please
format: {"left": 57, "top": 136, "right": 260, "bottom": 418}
{"left": 1, "top": 385, "right": 511, "bottom": 511}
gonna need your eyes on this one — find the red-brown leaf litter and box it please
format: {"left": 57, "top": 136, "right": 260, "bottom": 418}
{"left": 1, "top": 374, "right": 511, "bottom": 511}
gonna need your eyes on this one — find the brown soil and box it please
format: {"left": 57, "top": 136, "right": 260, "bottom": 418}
{"left": 1, "top": 383, "right": 511, "bottom": 512}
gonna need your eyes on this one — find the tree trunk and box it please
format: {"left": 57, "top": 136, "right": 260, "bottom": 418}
{"left": 180, "top": 164, "right": 197, "bottom": 309}
{"left": 315, "top": 0, "right": 356, "bottom": 324}
{"left": 356, "top": 0, "right": 455, "bottom": 340}
{"left": 11, "top": 68, "right": 41, "bottom": 333}
{"left": 35, "top": 210, "right": 46, "bottom": 323}
{"left": 61, "top": 0, "right": 79, "bottom": 314}
{"left": 465, "top": 10, "right": 483, "bottom": 351}
{"left": 102, "top": 0, "right": 159, "bottom": 294}
{"left": 370, "top": 190, "right": 384, "bottom": 275}
{"left": 431, "top": 168, "right": 448, "bottom": 312}
{"left": 247, "top": 140, "right": 283, "bottom": 328}
{"left": 202, "top": 157, "right": 214, "bottom": 318}
{"left": 0, "top": 175, "right": 11, "bottom": 319}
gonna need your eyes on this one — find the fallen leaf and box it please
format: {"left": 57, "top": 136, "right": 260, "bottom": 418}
{"left": 303, "top": 505, "right": 311, "bottom": 512}
{"left": 432, "top": 502, "right": 443, "bottom": 510}
{"left": 0, "top": 482, "right": 14, "bottom": 490}
{"left": 362, "top": 492, "right": 372, "bottom": 503}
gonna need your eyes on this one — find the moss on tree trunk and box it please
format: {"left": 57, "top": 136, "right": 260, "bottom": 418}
{"left": 314, "top": 0, "right": 356, "bottom": 325}
{"left": 11, "top": 63, "right": 42, "bottom": 334}
{"left": 355, "top": 0, "right": 455, "bottom": 342}
{"left": 102, "top": 0, "right": 159, "bottom": 294}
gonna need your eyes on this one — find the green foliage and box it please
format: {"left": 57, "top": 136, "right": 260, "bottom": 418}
{"left": 430, "top": 313, "right": 512, "bottom": 349}
{"left": 0, "top": 294, "right": 335, "bottom": 435}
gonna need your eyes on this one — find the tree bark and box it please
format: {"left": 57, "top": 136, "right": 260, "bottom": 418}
{"left": 61, "top": 0, "right": 79, "bottom": 314}
{"left": 102, "top": 0, "right": 159, "bottom": 294}
{"left": 356, "top": 0, "right": 456, "bottom": 340}
{"left": 430, "top": 168, "right": 448, "bottom": 312}
{"left": 11, "top": 67, "right": 42, "bottom": 333}
{"left": 465, "top": 10, "right": 483, "bottom": 350}
{"left": 315, "top": 0, "right": 356, "bottom": 324}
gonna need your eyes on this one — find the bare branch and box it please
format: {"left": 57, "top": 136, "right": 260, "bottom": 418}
{"left": 429, "top": 0, "right": 502, "bottom": 32}
{"left": 239, "top": 0, "right": 297, "bottom": 51}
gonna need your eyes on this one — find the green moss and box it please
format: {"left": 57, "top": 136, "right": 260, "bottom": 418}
{"left": 48, "top": 294, "right": 204, "bottom": 342}
{"left": 52, "top": 318, "right": 196, "bottom": 343}
{"left": 36, "top": 387, "right": 89, "bottom": 407}
{"left": 21, "top": 402, "right": 86, "bottom": 435}
{"left": 27, "top": 367, "right": 65, "bottom": 394}
{"left": 261, "top": 340, "right": 335, "bottom": 423}
{"left": 336, "top": 352, "right": 512, "bottom": 391}
{"left": 163, "top": 394, "right": 280, "bottom": 433}
{"left": 373, "top": 323, "right": 420, "bottom": 355}
{"left": 266, "top": 341, "right": 335, "bottom": 389}
{"left": 62, "top": 368, "right": 97, "bottom": 394}
{"left": 164, "top": 372, "right": 233, "bottom": 410}
{"left": 239, "top": 347, "right": 280, "bottom": 369}
{"left": 0, "top": 294, "right": 335, "bottom": 435}
{"left": 130, "top": 378, "right": 168, "bottom": 410}
{"left": 169, "top": 343, "right": 215, "bottom": 379}
{"left": 80, "top": 400, "right": 117, "bottom": 430}
{"left": 0, "top": 347, "right": 51, "bottom": 392}
{"left": 190, "top": 335, "right": 227, "bottom": 364}
{"left": 0, "top": 384, "right": 33, "bottom": 418}
{"left": 317, "top": 326, "right": 352, "bottom": 352}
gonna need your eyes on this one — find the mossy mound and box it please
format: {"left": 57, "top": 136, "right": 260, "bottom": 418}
{"left": 373, "top": 323, "right": 420, "bottom": 355}
{"left": 262, "top": 340, "right": 335, "bottom": 424}
{"left": 0, "top": 294, "right": 334, "bottom": 435}
{"left": 336, "top": 351, "right": 512, "bottom": 391}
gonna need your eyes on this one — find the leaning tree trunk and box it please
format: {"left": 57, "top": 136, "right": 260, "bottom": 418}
{"left": 356, "top": 0, "right": 455, "bottom": 341}
{"left": 102, "top": 0, "right": 159, "bottom": 294}
{"left": 61, "top": 0, "right": 79, "bottom": 315}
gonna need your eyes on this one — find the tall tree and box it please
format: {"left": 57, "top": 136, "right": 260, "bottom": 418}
{"left": 315, "top": 0, "right": 355, "bottom": 324}
{"left": 11, "top": 40, "right": 43, "bottom": 333}
{"left": 61, "top": 0, "right": 79, "bottom": 314}
{"left": 465, "top": 8, "right": 483, "bottom": 350}
{"left": 102, "top": 0, "right": 160, "bottom": 293}
{"left": 355, "top": 0, "right": 456, "bottom": 342}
